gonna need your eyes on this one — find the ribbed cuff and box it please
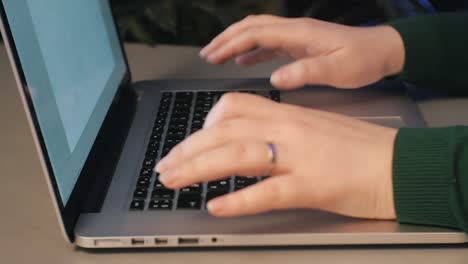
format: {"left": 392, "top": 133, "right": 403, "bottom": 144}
{"left": 393, "top": 128, "right": 462, "bottom": 229}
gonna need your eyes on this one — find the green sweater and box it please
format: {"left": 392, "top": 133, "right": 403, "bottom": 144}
{"left": 388, "top": 12, "right": 468, "bottom": 231}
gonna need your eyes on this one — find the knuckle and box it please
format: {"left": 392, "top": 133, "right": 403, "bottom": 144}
{"left": 217, "top": 119, "right": 236, "bottom": 133}
{"left": 232, "top": 142, "right": 250, "bottom": 158}
{"left": 218, "top": 93, "right": 241, "bottom": 113}
{"left": 243, "top": 27, "right": 261, "bottom": 40}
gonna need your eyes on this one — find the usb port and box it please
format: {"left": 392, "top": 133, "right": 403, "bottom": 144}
{"left": 178, "top": 237, "right": 199, "bottom": 245}
{"left": 155, "top": 238, "right": 168, "bottom": 245}
{"left": 131, "top": 238, "right": 145, "bottom": 245}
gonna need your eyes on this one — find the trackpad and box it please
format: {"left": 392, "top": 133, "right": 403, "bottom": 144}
{"left": 357, "top": 116, "right": 406, "bottom": 128}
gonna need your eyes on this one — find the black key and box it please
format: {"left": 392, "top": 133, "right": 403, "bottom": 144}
{"left": 205, "top": 190, "right": 227, "bottom": 202}
{"left": 130, "top": 200, "right": 145, "bottom": 211}
{"left": 166, "top": 130, "right": 186, "bottom": 138}
{"left": 161, "top": 95, "right": 172, "bottom": 102}
{"left": 142, "top": 158, "right": 155, "bottom": 168}
{"left": 157, "top": 112, "right": 168, "bottom": 120}
{"left": 151, "top": 188, "right": 175, "bottom": 199}
{"left": 176, "top": 92, "right": 194, "bottom": 99}
{"left": 234, "top": 177, "right": 257, "bottom": 190}
{"left": 235, "top": 177, "right": 258, "bottom": 184}
{"left": 165, "top": 135, "right": 185, "bottom": 143}
{"left": 150, "top": 133, "right": 162, "bottom": 142}
{"left": 177, "top": 193, "right": 201, "bottom": 209}
{"left": 171, "top": 113, "right": 190, "bottom": 120}
{"left": 165, "top": 137, "right": 182, "bottom": 145}
{"left": 191, "top": 119, "right": 203, "bottom": 127}
{"left": 159, "top": 101, "right": 170, "bottom": 108}
{"left": 197, "top": 92, "right": 213, "bottom": 98}
{"left": 195, "top": 101, "right": 211, "bottom": 108}
{"left": 168, "top": 123, "right": 187, "bottom": 130}
{"left": 161, "top": 149, "right": 171, "bottom": 158}
{"left": 148, "top": 140, "right": 160, "bottom": 149}
{"left": 152, "top": 125, "right": 164, "bottom": 133}
{"left": 173, "top": 102, "right": 190, "bottom": 109}
{"left": 193, "top": 112, "right": 205, "bottom": 119}
{"left": 174, "top": 116, "right": 189, "bottom": 123}
{"left": 154, "top": 179, "right": 165, "bottom": 189}
{"left": 136, "top": 177, "right": 151, "bottom": 188}
{"left": 173, "top": 109, "right": 190, "bottom": 115}
{"left": 149, "top": 199, "right": 173, "bottom": 210}
{"left": 162, "top": 92, "right": 172, "bottom": 98}
{"left": 146, "top": 148, "right": 159, "bottom": 158}
{"left": 167, "top": 126, "right": 186, "bottom": 133}
{"left": 154, "top": 117, "right": 167, "bottom": 126}
{"left": 140, "top": 168, "right": 153, "bottom": 177}
{"left": 133, "top": 188, "right": 148, "bottom": 199}
{"left": 180, "top": 184, "right": 202, "bottom": 194}
{"left": 169, "top": 120, "right": 188, "bottom": 128}
{"left": 208, "top": 180, "right": 230, "bottom": 192}
{"left": 270, "top": 91, "right": 281, "bottom": 102}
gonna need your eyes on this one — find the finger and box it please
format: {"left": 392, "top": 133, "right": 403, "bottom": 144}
{"left": 207, "top": 176, "right": 296, "bottom": 217}
{"left": 159, "top": 140, "right": 282, "bottom": 189}
{"left": 155, "top": 117, "right": 281, "bottom": 173}
{"left": 270, "top": 56, "right": 337, "bottom": 90}
{"left": 200, "top": 15, "right": 287, "bottom": 58}
{"left": 156, "top": 118, "right": 271, "bottom": 172}
{"left": 205, "top": 23, "right": 302, "bottom": 64}
{"left": 235, "top": 48, "right": 278, "bottom": 66}
{"left": 204, "top": 92, "right": 281, "bottom": 128}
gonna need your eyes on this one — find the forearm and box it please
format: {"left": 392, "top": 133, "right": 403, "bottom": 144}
{"left": 387, "top": 12, "right": 468, "bottom": 95}
{"left": 393, "top": 127, "right": 468, "bottom": 231}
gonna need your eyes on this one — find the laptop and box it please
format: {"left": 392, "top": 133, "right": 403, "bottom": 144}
{"left": 1, "top": 0, "right": 467, "bottom": 248}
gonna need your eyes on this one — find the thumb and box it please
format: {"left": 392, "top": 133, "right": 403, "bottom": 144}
{"left": 270, "top": 57, "right": 335, "bottom": 90}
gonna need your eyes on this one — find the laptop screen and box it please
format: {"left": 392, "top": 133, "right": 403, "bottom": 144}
{"left": 3, "top": 0, "right": 126, "bottom": 205}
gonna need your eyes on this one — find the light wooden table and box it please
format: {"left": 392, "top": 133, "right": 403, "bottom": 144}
{"left": 1, "top": 43, "right": 467, "bottom": 263}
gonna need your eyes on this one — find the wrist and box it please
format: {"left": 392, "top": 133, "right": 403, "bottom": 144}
{"left": 376, "top": 26, "right": 405, "bottom": 78}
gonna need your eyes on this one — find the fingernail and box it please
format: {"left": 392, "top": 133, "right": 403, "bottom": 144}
{"left": 158, "top": 171, "right": 175, "bottom": 185}
{"left": 271, "top": 70, "right": 286, "bottom": 86}
{"left": 207, "top": 199, "right": 227, "bottom": 214}
{"left": 199, "top": 47, "right": 208, "bottom": 58}
{"left": 206, "top": 54, "right": 216, "bottom": 64}
{"left": 155, "top": 158, "right": 168, "bottom": 173}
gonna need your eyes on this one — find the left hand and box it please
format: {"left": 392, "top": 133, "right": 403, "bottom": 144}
{"left": 155, "top": 93, "right": 398, "bottom": 220}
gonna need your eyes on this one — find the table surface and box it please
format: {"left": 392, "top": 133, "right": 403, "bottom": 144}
{"left": 1, "top": 43, "right": 468, "bottom": 263}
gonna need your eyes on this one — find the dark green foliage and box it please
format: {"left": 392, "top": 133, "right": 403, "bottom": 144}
{"left": 111, "top": 0, "right": 280, "bottom": 46}
{"left": 1, "top": 1, "right": 465, "bottom": 45}
{"left": 110, "top": 0, "right": 440, "bottom": 46}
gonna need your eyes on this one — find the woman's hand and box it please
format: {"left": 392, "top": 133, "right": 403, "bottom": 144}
{"left": 155, "top": 93, "right": 398, "bottom": 220}
{"left": 200, "top": 15, "right": 405, "bottom": 90}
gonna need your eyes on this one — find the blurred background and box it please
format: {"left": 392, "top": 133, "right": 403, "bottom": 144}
{"left": 1, "top": 1, "right": 467, "bottom": 45}
{"left": 110, "top": 0, "right": 468, "bottom": 46}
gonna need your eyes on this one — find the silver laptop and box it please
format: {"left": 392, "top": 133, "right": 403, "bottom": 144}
{"left": 1, "top": 0, "right": 467, "bottom": 248}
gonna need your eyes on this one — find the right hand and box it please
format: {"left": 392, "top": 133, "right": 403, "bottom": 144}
{"left": 199, "top": 15, "right": 405, "bottom": 90}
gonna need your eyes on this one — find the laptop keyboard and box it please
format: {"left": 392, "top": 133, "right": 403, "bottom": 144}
{"left": 130, "top": 90, "right": 281, "bottom": 211}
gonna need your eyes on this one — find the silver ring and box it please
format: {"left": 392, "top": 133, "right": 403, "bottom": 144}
{"left": 265, "top": 142, "right": 277, "bottom": 176}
